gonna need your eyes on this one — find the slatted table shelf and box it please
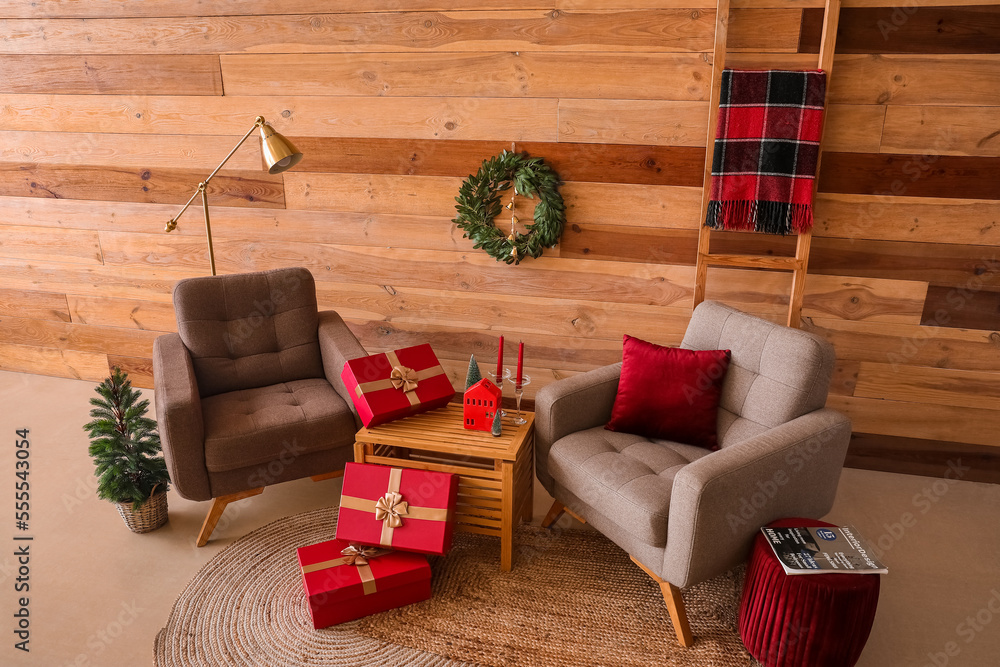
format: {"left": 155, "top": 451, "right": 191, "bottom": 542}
{"left": 353, "top": 403, "right": 534, "bottom": 572}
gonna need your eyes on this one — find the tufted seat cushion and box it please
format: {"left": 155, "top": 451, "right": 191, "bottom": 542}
{"left": 548, "top": 427, "right": 712, "bottom": 548}
{"left": 202, "top": 378, "right": 357, "bottom": 473}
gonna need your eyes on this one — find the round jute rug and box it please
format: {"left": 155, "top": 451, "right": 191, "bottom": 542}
{"left": 155, "top": 506, "right": 758, "bottom": 667}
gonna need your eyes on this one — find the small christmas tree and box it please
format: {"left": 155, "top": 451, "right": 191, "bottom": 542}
{"left": 84, "top": 367, "right": 170, "bottom": 510}
{"left": 465, "top": 354, "right": 483, "bottom": 390}
{"left": 491, "top": 410, "right": 502, "bottom": 437}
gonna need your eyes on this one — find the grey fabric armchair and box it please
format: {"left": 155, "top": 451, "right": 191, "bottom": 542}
{"left": 153, "top": 267, "right": 368, "bottom": 546}
{"left": 535, "top": 300, "right": 852, "bottom": 646}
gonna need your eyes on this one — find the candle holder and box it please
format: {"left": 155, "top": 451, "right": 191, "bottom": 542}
{"left": 505, "top": 372, "right": 531, "bottom": 425}
{"left": 487, "top": 368, "right": 510, "bottom": 416}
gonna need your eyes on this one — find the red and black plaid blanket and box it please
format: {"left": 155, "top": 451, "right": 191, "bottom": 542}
{"left": 705, "top": 69, "right": 827, "bottom": 235}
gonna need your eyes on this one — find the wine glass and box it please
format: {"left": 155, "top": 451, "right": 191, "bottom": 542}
{"left": 487, "top": 367, "right": 511, "bottom": 416}
{"left": 505, "top": 372, "right": 531, "bottom": 425}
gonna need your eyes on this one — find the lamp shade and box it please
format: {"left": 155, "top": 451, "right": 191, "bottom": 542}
{"left": 258, "top": 123, "right": 303, "bottom": 174}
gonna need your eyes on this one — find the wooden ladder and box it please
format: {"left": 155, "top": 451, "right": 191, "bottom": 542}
{"left": 692, "top": 0, "right": 842, "bottom": 328}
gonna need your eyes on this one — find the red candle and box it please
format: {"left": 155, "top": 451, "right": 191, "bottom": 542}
{"left": 516, "top": 341, "right": 524, "bottom": 386}
{"left": 496, "top": 335, "right": 504, "bottom": 380}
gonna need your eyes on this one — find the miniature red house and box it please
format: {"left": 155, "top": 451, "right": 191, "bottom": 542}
{"left": 463, "top": 379, "right": 502, "bottom": 431}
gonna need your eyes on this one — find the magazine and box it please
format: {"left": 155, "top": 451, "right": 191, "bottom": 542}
{"left": 761, "top": 525, "right": 888, "bottom": 575}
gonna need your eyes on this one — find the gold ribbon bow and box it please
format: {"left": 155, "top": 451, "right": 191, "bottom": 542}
{"left": 374, "top": 491, "right": 409, "bottom": 528}
{"left": 389, "top": 365, "right": 419, "bottom": 393}
{"left": 339, "top": 543, "right": 390, "bottom": 566}
{"left": 300, "top": 543, "right": 392, "bottom": 595}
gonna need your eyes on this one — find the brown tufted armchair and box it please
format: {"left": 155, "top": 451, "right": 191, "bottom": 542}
{"left": 152, "top": 267, "right": 368, "bottom": 546}
{"left": 534, "top": 301, "right": 852, "bottom": 645}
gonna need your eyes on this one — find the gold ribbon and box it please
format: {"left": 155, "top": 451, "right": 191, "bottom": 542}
{"left": 374, "top": 491, "right": 408, "bottom": 528}
{"left": 354, "top": 350, "right": 445, "bottom": 407}
{"left": 300, "top": 544, "right": 390, "bottom": 596}
{"left": 340, "top": 467, "right": 450, "bottom": 547}
{"left": 389, "top": 365, "right": 419, "bottom": 393}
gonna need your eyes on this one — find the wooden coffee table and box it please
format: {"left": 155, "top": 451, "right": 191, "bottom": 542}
{"left": 353, "top": 403, "right": 534, "bottom": 572}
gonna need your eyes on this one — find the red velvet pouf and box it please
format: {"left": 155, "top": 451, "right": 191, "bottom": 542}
{"left": 738, "top": 518, "right": 880, "bottom": 667}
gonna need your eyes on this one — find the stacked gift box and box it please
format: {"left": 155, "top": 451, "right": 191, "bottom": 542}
{"left": 298, "top": 344, "right": 464, "bottom": 629}
{"left": 298, "top": 459, "right": 459, "bottom": 628}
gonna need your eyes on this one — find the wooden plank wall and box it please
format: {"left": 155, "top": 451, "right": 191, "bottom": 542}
{"left": 1, "top": 1, "right": 998, "bottom": 482}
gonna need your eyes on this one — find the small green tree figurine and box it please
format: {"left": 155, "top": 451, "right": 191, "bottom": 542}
{"left": 491, "top": 410, "right": 502, "bottom": 437}
{"left": 465, "top": 354, "right": 483, "bottom": 390}
{"left": 84, "top": 367, "right": 170, "bottom": 512}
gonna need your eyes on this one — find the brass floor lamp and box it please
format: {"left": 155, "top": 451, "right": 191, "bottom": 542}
{"left": 164, "top": 116, "right": 303, "bottom": 275}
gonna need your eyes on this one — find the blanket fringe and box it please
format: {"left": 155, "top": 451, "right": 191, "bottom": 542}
{"left": 705, "top": 200, "right": 813, "bottom": 236}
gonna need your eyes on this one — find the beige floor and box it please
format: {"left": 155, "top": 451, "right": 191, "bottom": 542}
{"left": 0, "top": 369, "right": 998, "bottom": 667}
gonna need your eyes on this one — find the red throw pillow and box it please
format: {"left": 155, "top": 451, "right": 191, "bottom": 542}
{"left": 606, "top": 335, "right": 731, "bottom": 450}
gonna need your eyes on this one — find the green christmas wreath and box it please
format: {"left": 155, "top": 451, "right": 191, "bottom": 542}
{"left": 452, "top": 150, "right": 565, "bottom": 265}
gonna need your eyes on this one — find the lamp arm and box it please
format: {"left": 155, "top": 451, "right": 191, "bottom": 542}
{"left": 202, "top": 115, "right": 265, "bottom": 185}
{"left": 165, "top": 116, "right": 266, "bottom": 232}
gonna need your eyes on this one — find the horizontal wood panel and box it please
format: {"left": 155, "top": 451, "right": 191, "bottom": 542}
{"left": 801, "top": 6, "right": 1000, "bottom": 55}
{"left": 67, "top": 295, "right": 177, "bottom": 332}
{"left": 289, "top": 138, "right": 705, "bottom": 186}
{"left": 826, "top": 394, "right": 1000, "bottom": 448}
{"left": 108, "top": 355, "right": 154, "bottom": 388}
{"left": 0, "top": 164, "right": 285, "bottom": 208}
{"left": 819, "top": 152, "right": 1000, "bottom": 201}
{"left": 709, "top": 271, "right": 927, "bottom": 323}
{"left": 99, "top": 233, "right": 695, "bottom": 308}
{"left": 0, "top": 316, "right": 160, "bottom": 359}
{"left": 0, "top": 224, "right": 103, "bottom": 265}
{"left": 0, "top": 131, "right": 264, "bottom": 171}
{"left": 813, "top": 194, "right": 1000, "bottom": 246}
{"left": 0, "top": 55, "right": 222, "bottom": 95}
{"left": 822, "top": 105, "right": 885, "bottom": 153}
{"left": 0, "top": 95, "right": 559, "bottom": 141}
{"left": 809, "top": 236, "right": 1000, "bottom": 287}
{"left": 855, "top": 361, "right": 1000, "bottom": 411}
{"left": 4, "top": 1, "right": 845, "bottom": 20}
{"left": 0, "top": 288, "right": 70, "bottom": 322}
{"left": 0, "top": 342, "right": 108, "bottom": 382}
{"left": 880, "top": 106, "right": 1000, "bottom": 157}
{"left": 830, "top": 54, "right": 1000, "bottom": 106}
{"left": 921, "top": 285, "right": 1000, "bottom": 331}
{"left": 0, "top": 258, "right": 195, "bottom": 303}
{"left": 565, "top": 183, "right": 703, "bottom": 227}
{"left": 802, "top": 318, "right": 1000, "bottom": 371}
{"left": 846, "top": 432, "right": 1000, "bottom": 485}
{"left": 0, "top": 11, "right": 719, "bottom": 55}
{"left": 0, "top": 0, "right": 843, "bottom": 20}
{"left": 345, "top": 320, "right": 629, "bottom": 373}
{"left": 830, "top": 360, "right": 860, "bottom": 397}
{"left": 284, "top": 173, "right": 461, "bottom": 216}
{"left": 317, "top": 281, "right": 690, "bottom": 344}
{"left": 561, "top": 222, "right": 1000, "bottom": 288}
{"left": 0, "top": 182, "right": 703, "bottom": 237}
{"left": 558, "top": 100, "right": 708, "bottom": 146}
{"left": 221, "top": 52, "right": 713, "bottom": 100}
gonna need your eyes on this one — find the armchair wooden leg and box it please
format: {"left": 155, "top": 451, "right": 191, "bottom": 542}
{"left": 310, "top": 469, "right": 345, "bottom": 482}
{"left": 630, "top": 555, "right": 694, "bottom": 647}
{"left": 197, "top": 487, "right": 264, "bottom": 547}
{"left": 541, "top": 499, "right": 587, "bottom": 528}
{"left": 541, "top": 500, "right": 565, "bottom": 528}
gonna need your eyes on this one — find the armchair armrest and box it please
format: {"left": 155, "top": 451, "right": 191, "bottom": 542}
{"left": 317, "top": 310, "right": 369, "bottom": 428}
{"left": 152, "top": 333, "right": 210, "bottom": 501}
{"left": 662, "top": 408, "right": 852, "bottom": 588}
{"left": 534, "top": 362, "right": 622, "bottom": 493}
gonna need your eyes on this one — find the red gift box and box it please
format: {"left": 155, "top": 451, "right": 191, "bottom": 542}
{"left": 336, "top": 462, "right": 459, "bottom": 556}
{"left": 296, "top": 539, "right": 431, "bottom": 629}
{"left": 342, "top": 343, "right": 456, "bottom": 428}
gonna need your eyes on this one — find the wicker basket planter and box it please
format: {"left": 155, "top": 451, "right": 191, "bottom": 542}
{"left": 116, "top": 490, "right": 169, "bottom": 534}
